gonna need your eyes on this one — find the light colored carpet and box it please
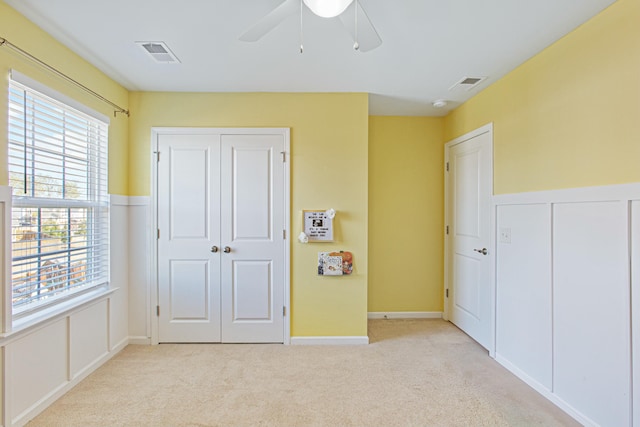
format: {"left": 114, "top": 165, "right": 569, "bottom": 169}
{"left": 27, "top": 319, "right": 579, "bottom": 426}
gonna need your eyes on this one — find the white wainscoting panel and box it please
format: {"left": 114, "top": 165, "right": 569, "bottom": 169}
{"left": 0, "top": 190, "right": 132, "bottom": 426}
{"left": 553, "top": 201, "right": 630, "bottom": 427}
{"left": 494, "top": 184, "right": 640, "bottom": 427}
{"left": 632, "top": 200, "right": 640, "bottom": 427}
{"left": 7, "top": 319, "right": 68, "bottom": 425}
{"left": 109, "top": 196, "right": 130, "bottom": 349}
{"left": 0, "top": 348, "right": 3, "bottom": 427}
{"left": 128, "top": 197, "right": 151, "bottom": 343}
{"left": 0, "top": 186, "right": 10, "bottom": 426}
{"left": 1, "top": 186, "right": 11, "bottom": 335}
{"left": 496, "top": 203, "right": 552, "bottom": 390}
{"left": 69, "top": 300, "right": 109, "bottom": 379}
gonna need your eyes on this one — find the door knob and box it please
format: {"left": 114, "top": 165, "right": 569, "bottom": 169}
{"left": 473, "top": 248, "right": 488, "bottom": 255}
{"left": 210, "top": 246, "right": 218, "bottom": 253}
{"left": 223, "top": 246, "right": 231, "bottom": 253}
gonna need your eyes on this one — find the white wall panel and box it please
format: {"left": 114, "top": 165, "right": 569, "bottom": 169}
{"left": 109, "top": 289, "right": 128, "bottom": 348}
{"left": 7, "top": 319, "right": 67, "bottom": 423}
{"left": 632, "top": 200, "right": 640, "bottom": 427}
{"left": 553, "top": 201, "right": 630, "bottom": 427}
{"left": 0, "top": 187, "right": 11, "bottom": 335}
{"left": 69, "top": 301, "right": 109, "bottom": 379}
{"left": 493, "top": 183, "right": 640, "bottom": 426}
{"left": 0, "top": 187, "right": 10, "bottom": 426}
{"left": 1, "top": 190, "right": 132, "bottom": 426}
{"left": 0, "top": 348, "right": 4, "bottom": 427}
{"left": 128, "top": 199, "right": 151, "bottom": 341}
{"left": 496, "top": 203, "right": 552, "bottom": 390}
{"left": 110, "top": 197, "right": 130, "bottom": 348}
{"left": 0, "top": 347, "right": 6, "bottom": 426}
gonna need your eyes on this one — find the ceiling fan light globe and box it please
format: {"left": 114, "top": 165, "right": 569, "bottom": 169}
{"left": 303, "top": 0, "right": 354, "bottom": 18}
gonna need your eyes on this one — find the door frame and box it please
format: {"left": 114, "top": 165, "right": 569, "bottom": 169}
{"left": 149, "top": 127, "right": 291, "bottom": 345}
{"left": 443, "top": 122, "right": 496, "bottom": 356}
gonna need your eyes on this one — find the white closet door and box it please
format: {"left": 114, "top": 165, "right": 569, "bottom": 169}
{"left": 220, "top": 134, "right": 285, "bottom": 343}
{"left": 157, "top": 131, "right": 287, "bottom": 343}
{"left": 157, "top": 134, "right": 222, "bottom": 343}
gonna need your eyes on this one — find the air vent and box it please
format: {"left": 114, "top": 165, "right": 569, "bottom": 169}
{"left": 449, "top": 76, "right": 487, "bottom": 92}
{"left": 136, "top": 41, "right": 180, "bottom": 63}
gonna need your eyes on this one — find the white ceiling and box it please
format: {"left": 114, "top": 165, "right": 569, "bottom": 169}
{"left": 4, "top": 0, "right": 617, "bottom": 116}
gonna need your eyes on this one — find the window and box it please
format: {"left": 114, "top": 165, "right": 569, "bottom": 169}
{"left": 8, "top": 76, "right": 109, "bottom": 315}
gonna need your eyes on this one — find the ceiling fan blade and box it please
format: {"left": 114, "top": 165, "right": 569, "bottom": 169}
{"left": 239, "top": 0, "right": 300, "bottom": 42}
{"left": 338, "top": 1, "right": 382, "bottom": 52}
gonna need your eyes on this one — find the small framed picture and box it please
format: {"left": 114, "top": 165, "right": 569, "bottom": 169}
{"left": 302, "top": 210, "right": 333, "bottom": 242}
{"left": 318, "top": 251, "right": 353, "bottom": 276}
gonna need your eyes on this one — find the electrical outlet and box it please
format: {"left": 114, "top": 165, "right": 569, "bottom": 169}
{"left": 499, "top": 227, "right": 511, "bottom": 244}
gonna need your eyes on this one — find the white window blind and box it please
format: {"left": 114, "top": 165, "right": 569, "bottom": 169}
{"left": 8, "top": 78, "right": 110, "bottom": 314}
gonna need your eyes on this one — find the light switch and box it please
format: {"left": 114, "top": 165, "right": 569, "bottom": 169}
{"left": 499, "top": 227, "right": 511, "bottom": 244}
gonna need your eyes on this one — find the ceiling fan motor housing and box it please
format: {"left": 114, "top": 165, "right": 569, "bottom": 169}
{"left": 303, "top": 0, "right": 354, "bottom": 18}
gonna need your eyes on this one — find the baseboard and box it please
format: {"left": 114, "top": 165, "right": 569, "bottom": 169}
{"left": 111, "top": 336, "right": 130, "bottom": 352}
{"left": 128, "top": 336, "right": 151, "bottom": 345}
{"left": 290, "top": 336, "right": 369, "bottom": 345}
{"left": 368, "top": 312, "right": 443, "bottom": 319}
{"left": 495, "top": 354, "right": 598, "bottom": 427}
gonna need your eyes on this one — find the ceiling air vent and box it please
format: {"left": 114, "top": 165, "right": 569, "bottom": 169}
{"left": 137, "top": 41, "right": 180, "bottom": 63}
{"left": 449, "top": 76, "right": 487, "bottom": 92}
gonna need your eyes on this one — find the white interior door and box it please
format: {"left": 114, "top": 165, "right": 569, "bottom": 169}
{"left": 446, "top": 127, "right": 493, "bottom": 350}
{"left": 157, "top": 130, "right": 287, "bottom": 343}
{"left": 220, "top": 135, "right": 285, "bottom": 343}
{"left": 157, "top": 134, "right": 221, "bottom": 343}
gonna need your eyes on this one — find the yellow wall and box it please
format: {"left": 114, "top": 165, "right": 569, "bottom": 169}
{"left": 8, "top": 0, "right": 633, "bottom": 333}
{"left": 0, "top": 2, "right": 129, "bottom": 195}
{"left": 128, "top": 92, "right": 369, "bottom": 337}
{"left": 368, "top": 116, "right": 444, "bottom": 312}
{"left": 2, "top": 0, "right": 370, "bottom": 338}
{"left": 444, "top": 0, "right": 640, "bottom": 194}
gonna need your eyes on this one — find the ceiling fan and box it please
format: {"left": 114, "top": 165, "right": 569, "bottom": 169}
{"left": 240, "top": 0, "right": 382, "bottom": 52}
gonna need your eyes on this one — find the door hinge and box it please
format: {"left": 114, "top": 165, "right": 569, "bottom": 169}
{"left": 156, "top": 305, "right": 160, "bottom": 316}
{"left": 155, "top": 151, "right": 160, "bottom": 162}
{"left": 157, "top": 228, "right": 160, "bottom": 239}
{"left": 446, "top": 225, "right": 449, "bottom": 235}
{"left": 280, "top": 151, "right": 286, "bottom": 162}
{"left": 283, "top": 306, "right": 286, "bottom": 316}
{"left": 446, "top": 162, "right": 449, "bottom": 172}
{"left": 283, "top": 230, "right": 286, "bottom": 239}
{"left": 446, "top": 289, "right": 449, "bottom": 298}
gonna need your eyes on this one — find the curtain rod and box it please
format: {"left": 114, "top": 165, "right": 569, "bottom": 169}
{"left": 0, "top": 37, "right": 130, "bottom": 117}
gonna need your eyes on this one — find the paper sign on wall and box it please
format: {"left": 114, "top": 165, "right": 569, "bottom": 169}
{"left": 318, "top": 251, "right": 353, "bottom": 276}
{"left": 303, "top": 210, "right": 333, "bottom": 242}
